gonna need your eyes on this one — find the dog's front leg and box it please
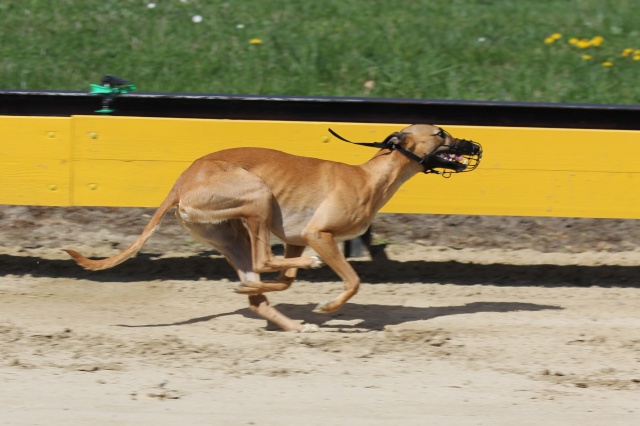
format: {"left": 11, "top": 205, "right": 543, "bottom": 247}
{"left": 244, "top": 217, "right": 322, "bottom": 272}
{"left": 235, "top": 244, "right": 306, "bottom": 294}
{"left": 304, "top": 230, "right": 361, "bottom": 314}
{"left": 275, "top": 243, "right": 307, "bottom": 284}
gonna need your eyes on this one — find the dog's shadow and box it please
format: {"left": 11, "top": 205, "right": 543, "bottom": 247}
{"left": 1, "top": 250, "right": 568, "bottom": 331}
{"left": 3, "top": 252, "right": 640, "bottom": 287}
{"left": 116, "top": 301, "right": 562, "bottom": 331}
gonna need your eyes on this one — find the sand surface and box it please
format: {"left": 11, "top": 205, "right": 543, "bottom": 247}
{"left": 1, "top": 206, "right": 639, "bottom": 425}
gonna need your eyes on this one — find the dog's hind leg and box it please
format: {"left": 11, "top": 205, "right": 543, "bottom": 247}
{"left": 248, "top": 294, "right": 317, "bottom": 332}
{"left": 243, "top": 211, "right": 322, "bottom": 274}
{"left": 179, "top": 212, "right": 307, "bottom": 294}
{"left": 222, "top": 243, "right": 313, "bottom": 331}
{"left": 180, "top": 218, "right": 311, "bottom": 331}
{"left": 227, "top": 247, "right": 315, "bottom": 331}
{"left": 234, "top": 243, "right": 306, "bottom": 294}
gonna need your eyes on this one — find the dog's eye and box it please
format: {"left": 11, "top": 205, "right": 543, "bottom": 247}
{"left": 435, "top": 129, "right": 446, "bottom": 139}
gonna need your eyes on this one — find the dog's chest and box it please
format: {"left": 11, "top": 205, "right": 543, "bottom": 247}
{"left": 271, "top": 208, "right": 313, "bottom": 242}
{"left": 273, "top": 207, "right": 369, "bottom": 244}
{"left": 333, "top": 222, "right": 370, "bottom": 242}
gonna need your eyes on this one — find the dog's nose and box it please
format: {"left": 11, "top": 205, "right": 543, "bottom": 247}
{"left": 470, "top": 142, "right": 482, "bottom": 156}
{"left": 454, "top": 139, "right": 482, "bottom": 155}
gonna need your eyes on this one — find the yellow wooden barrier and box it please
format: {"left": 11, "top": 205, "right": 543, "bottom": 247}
{"left": 1, "top": 116, "right": 72, "bottom": 206}
{"left": 2, "top": 115, "right": 640, "bottom": 219}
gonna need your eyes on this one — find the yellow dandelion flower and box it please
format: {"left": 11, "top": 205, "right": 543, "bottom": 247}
{"left": 577, "top": 39, "right": 592, "bottom": 49}
{"left": 249, "top": 38, "right": 263, "bottom": 44}
{"left": 544, "top": 37, "right": 556, "bottom": 44}
{"left": 622, "top": 48, "right": 634, "bottom": 57}
{"left": 590, "top": 36, "right": 604, "bottom": 46}
{"left": 602, "top": 61, "right": 613, "bottom": 67}
{"left": 635, "top": 49, "right": 640, "bottom": 55}
{"left": 581, "top": 54, "right": 592, "bottom": 60}
{"left": 633, "top": 55, "right": 640, "bottom": 61}
{"left": 551, "top": 33, "right": 562, "bottom": 40}
{"left": 569, "top": 38, "right": 579, "bottom": 45}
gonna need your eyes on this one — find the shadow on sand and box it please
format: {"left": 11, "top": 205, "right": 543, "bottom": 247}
{"left": 115, "top": 301, "right": 562, "bottom": 331}
{"left": 2, "top": 251, "right": 639, "bottom": 287}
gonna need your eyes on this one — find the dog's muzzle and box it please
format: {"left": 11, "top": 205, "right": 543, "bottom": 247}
{"left": 424, "top": 138, "right": 482, "bottom": 176}
{"left": 327, "top": 127, "right": 482, "bottom": 178}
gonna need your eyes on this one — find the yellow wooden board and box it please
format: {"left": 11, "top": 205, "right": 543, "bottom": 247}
{"left": 72, "top": 160, "right": 188, "bottom": 207}
{"left": 71, "top": 116, "right": 395, "bottom": 163}
{"left": 3, "top": 115, "right": 640, "bottom": 219}
{"left": 386, "top": 169, "right": 640, "bottom": 218}
{"left": 2, "top": 116, "right": 71, "bottom": 160}
{"left": 72, "top": 161, "right": 640, "bottom": 218}
{"left": 0, "top": 116, "right": 72, "bottom": 206}
{"left": 0, "top": 161, "right": 71, "bottom": 206}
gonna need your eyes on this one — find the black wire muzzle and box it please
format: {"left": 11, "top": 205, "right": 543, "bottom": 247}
{"left": 327, "top": 128, "right": 482, "bottom": 177}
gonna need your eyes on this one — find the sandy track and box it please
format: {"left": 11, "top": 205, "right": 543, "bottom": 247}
{"left": 1, "top": 239, "right": 639, "bottom": 425}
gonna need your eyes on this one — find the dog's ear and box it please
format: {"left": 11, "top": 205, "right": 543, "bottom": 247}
{"left": 384, "top": 132, "right": 405, "bottom": 146}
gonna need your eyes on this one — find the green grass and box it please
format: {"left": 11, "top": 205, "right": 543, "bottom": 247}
{"left": 1, "top": 0, "right": 640, "bottom": 104}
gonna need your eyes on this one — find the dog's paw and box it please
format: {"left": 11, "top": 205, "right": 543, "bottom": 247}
{"left": 310, "top": 255, "right": 325, "bottom": 269}
{"left": 296, "top": 323, "right": 320, "bottom": 333}
{"left": 312, "top": 300, "right": 339, "bottom": 314}
{"left": 233, "top": 283, "right": 261, "bottom": 295}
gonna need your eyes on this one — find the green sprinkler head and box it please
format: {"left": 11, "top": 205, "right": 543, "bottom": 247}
{"left": 90, "top": 76, "right": 136, "bottom": 113}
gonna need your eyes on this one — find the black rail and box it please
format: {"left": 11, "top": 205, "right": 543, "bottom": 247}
{"left": 1, "top": 89, "right": 640, "bottom": 130}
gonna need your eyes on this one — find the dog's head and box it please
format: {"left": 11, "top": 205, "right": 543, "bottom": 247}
{"left": 329, "top": 124, "right": 482, "bottom": 176}
{"left": 386, "top": 124, "right": 482, "bottom": 176}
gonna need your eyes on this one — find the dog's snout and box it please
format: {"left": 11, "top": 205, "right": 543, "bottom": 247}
{"left": 453, "top": 139, "right": 482, "bottom": 156}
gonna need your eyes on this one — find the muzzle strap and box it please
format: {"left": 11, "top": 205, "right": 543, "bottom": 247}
{"left": 328, "top": 128, "right": 435, "bottom": 173}
{"left": 327, "top": 128, "right": 388, "bottom": 149}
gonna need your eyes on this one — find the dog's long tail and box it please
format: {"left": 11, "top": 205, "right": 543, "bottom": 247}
{"left": 64, "top": 189, "right": 180, "bottom": 271}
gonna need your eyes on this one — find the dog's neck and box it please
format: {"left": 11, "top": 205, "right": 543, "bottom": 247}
{"left": 360, "top": 149, "right": 422, "bottom": 212}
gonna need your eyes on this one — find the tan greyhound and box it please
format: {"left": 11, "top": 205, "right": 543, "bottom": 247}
{"left": 65, "top": 124, "right": 482, "bottom": 332}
